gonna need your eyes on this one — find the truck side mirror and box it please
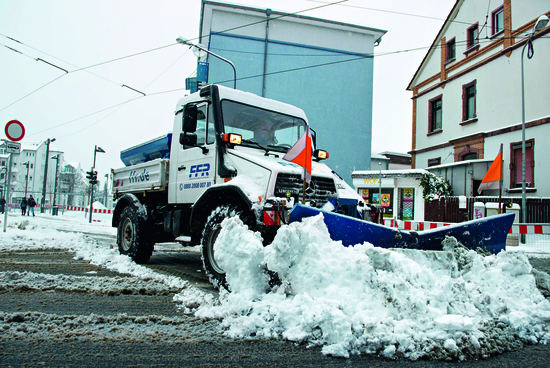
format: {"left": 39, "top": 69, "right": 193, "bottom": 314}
{"left": 183, "top": 104, "right": 198, "bottom": 133}
{"left": 180, "top": 132, "right": 197, "bottom": 146}
{"left": 310, "top": 128, "right": 317, "bottom": 148}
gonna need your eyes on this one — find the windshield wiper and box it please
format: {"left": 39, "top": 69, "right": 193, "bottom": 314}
{"left": 241, "top": 139, "right": 279, "bottom": 157}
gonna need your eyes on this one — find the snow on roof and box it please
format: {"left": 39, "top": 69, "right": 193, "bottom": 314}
{"left": 352, "top": 169, "right": 430, "bottom": 179}
{"left": 378, "top": 151, "right": 411, "bottom": 158}
{"left": 426, "top": 158, "right": 493, "bottom": 170}
{"left": 20, "top": 141, "right": 41, "bottom": 151}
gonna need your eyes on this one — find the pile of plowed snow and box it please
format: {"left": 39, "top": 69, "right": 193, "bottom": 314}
{"left": 187, "top": 214, "right": 550, "bottom": 360}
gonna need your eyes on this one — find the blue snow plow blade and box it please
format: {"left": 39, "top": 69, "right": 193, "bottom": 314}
{"left": 288, "top": 204, "right": 515, "bottom": 254}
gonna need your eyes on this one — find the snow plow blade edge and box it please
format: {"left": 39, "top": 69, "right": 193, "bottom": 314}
{"left": 288, "top": 204, "right": 515, "bottom": 254}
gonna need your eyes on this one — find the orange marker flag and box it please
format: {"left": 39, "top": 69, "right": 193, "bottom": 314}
{"left": 283, "top": 126, "right": 313, "bottom": 184}
{"left": 478, "top": 145, "right": 503, "bottom": 194}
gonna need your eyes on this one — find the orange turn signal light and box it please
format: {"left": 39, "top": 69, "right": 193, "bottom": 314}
{"left": 222, "top": 133, "right": 242, "bottom": 145}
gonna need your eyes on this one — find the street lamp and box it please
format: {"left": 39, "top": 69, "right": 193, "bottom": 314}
{"left": 104, "top": 173, "right": 108, "bottom": 207}
{"left": 40, "top": 138, "right": 56, "bottom": 213}
{"left": 22, "top": 161, "right": 30, "bottom": 198}
{"left": 0, "top": 167, "right": 6, "bottom": 198}
{"left": 89, "top": 145, "right": 105, "bottom": 223}
{"left": 520, "top": 14, "right": 549, "bottom": 227}
{"left": 51, "top": 154, "right": 61, "bottom": 216}
{"left": 176, "top": 37, "right": 237, "bottom": 89}
{"left": 378, "top": 162, "right": 382, "bottom": 205}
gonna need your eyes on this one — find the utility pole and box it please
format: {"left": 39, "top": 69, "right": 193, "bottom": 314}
{"left": 40, "top": 138, "right": 55, "bottom": 213}
{"left": 51, "top": 154, "right": 61, "bottom": 215}
{"left": 22, "top": 162, "right": 30, "bottom": 198}
{"left": 88, "top": 145, "right": 105, "bottom": 223}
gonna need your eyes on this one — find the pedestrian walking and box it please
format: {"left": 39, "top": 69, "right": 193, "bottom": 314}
{"left": 27, "top": 195, "right": 36, "bottom": 216}
{"left": 0, "top": 197, "right": 5, "bottom": 214}
{"left": 20, "top": 197, "right": 27, "bottom": 216}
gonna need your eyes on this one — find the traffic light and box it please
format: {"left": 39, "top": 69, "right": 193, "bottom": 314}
{"left": 86, "top": 170, "right": 98, "bottom": 185}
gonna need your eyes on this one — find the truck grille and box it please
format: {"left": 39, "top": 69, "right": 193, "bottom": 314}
{"left": 274, "top": 173, "right": 337, "bottom": 207}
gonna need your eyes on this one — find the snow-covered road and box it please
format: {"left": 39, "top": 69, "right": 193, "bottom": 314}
{"left": 1, "top": 210, "right": 550, "bottom": 362}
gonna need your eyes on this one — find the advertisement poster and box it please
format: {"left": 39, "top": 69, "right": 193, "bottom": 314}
{"left": 380, "top": 193, "right": 391, "bottom": 207}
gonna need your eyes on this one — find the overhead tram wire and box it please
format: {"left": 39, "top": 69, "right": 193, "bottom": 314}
{"left": 26, "top": 23, "right": 541, "bottom": 137}
{"left": 0, "top": 32, "right": 123, "bottom": 87}
{"left": 11, "top": 0, "right": 350, "bottom": 136}
{"left": 306, "top": 0, "right": 488, "bottom": 28}
{"left": 55, "top": 48, "right": 192, "bottom": 139}
{"left": 0, "top": 0, "right": 347, "bottom": 114}
{"left": 64, "top": 1, "right": 350, "bottom": 73}
{"left": 28, "top": 32, "right": 521, "bottom": 138}
{"left": 29, "top": 95, "right": 145, "bottom": 137}
{"left": 0, "top": 34, "right": 136, "bottom": 111}
{"left": 8, "top": 0, "right": 540, "bottom": 136}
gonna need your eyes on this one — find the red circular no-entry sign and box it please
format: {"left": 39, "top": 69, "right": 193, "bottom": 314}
{"left": 5, "top": 120, "right": 25, "bottom": 141}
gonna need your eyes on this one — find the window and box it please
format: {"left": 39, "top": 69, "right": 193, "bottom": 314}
{"left": 183, "top": 103, "right": 212, "bottom": 149}
{"left": 510, "top": 140, "right": 535, "bottom": 188}
{"left": 467, "top": 23, "right": 479, "bottom": 49}
{"left": 195, "top": 104, "right": 208, "bottom": 146}
{"left": 446, "top": 38, "right": 456, "bottom": 62}
{"left": 462, "top": 153, "right": 478, "bottom": 161}
{"left": 221, "top": 100, "right": 307, "bottom": 152}
{"left": 492, "top": 6, "right": 504, "bottom": 35}
{"left": 462, "top": 80, "right": 476, "bottom": 121}
{"left": 428, "top": 157, "right": 441, "bottom": 167}
{"left": 428, "top": 95, "right": 443, "bottom": 133}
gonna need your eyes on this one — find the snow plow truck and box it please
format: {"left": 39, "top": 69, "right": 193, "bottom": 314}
{"left": 111, "top": 84, "right": 514, "bottom": 289}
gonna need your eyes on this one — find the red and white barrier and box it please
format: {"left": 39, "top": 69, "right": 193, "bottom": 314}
{"left": 5, "top": 204, "right": 113, "bottom": 214}
{"left": 65, "top": 206, "right": 113, "bottom": 214}
{"left": 384, "top": 219, "right": 550, "bottom": 235}
{"left": 509, "top": 224, "right": 550, "bottom": 234}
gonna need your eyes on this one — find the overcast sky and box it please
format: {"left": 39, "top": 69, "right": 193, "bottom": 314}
{"left": 0, "top": 0, "right": 456, "bottom": 181}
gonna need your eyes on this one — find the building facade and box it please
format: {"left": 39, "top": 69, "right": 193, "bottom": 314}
{"left": 0, "top": 141, "right": 107, "bottom": 209}
{"left": 407, "top": 0, "right": 549, "bottom": 197}
{"left": 0, "top": 141, "right": 62, "bottom": 205}
{"left": 195, "top": 1, "right": 386, "bottom": 182}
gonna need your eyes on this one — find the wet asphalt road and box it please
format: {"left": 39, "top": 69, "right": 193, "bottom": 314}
{"left": 1, "top": 237, "right": 550, "bottom": 367}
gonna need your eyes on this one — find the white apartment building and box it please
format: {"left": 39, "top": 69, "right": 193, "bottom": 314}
{"left": 407, "top": 0, "right": 549, "bottom": 197}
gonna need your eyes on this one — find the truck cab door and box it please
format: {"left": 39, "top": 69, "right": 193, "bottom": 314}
{"left": 176, "top": 103, "right": 217, "bottom": 204}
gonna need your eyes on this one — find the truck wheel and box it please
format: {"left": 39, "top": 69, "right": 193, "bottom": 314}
{"left": 201, "top": 206, "right": 253, "bottom": 290}
{"left": 117, "top": 206, "right": 154, "bottom": 264}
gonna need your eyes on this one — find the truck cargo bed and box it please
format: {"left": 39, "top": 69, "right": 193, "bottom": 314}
{"left": 112, "top": 159, "right": 169, "bottom": 195}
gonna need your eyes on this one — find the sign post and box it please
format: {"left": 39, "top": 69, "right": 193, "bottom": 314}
{"left": 3, "top": 120, "right": 25, "bottom": 232}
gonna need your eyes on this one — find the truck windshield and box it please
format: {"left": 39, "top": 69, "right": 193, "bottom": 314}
{"left": 221, "top": 100, "right": 307, "bottom": 152}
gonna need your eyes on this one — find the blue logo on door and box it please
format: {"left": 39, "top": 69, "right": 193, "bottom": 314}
{"left": 189, "top": 163, "right": 210, "bottom": 179}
